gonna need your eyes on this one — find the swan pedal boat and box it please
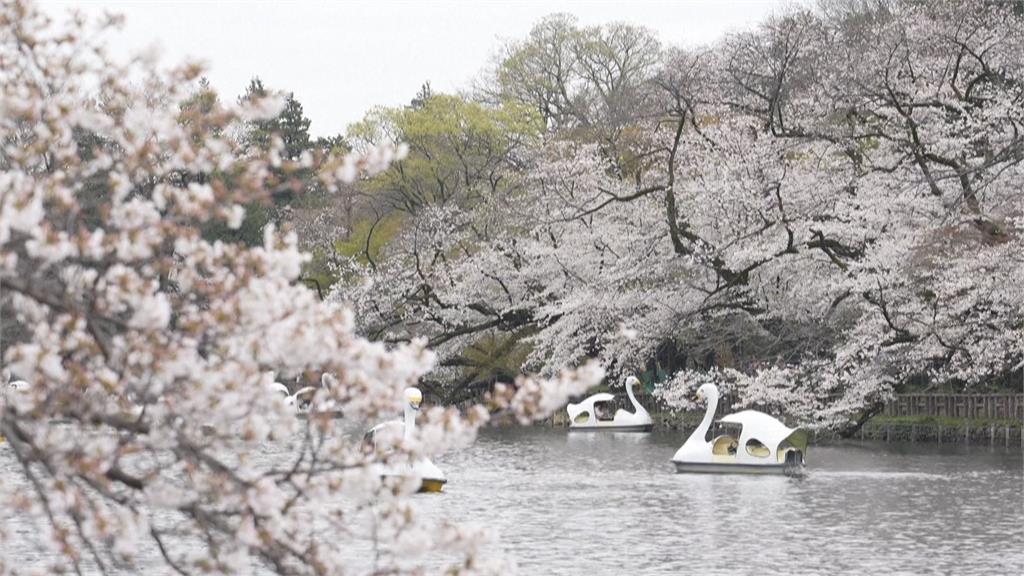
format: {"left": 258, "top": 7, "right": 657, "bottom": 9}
{"left": 364, "top": 387, "right": 447, "bottom": 493}
{"left": 671, "top": 383, "right": 807, "bottom": 476}
{"left": 269, "top": 374, "right": 345, "bottom": 419}
{"left": 567, "top": 376, "right": 653, "bottom": 432}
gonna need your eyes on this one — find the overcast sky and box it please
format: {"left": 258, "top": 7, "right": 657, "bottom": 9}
{"left": 39, "top": 1, "right": 796, "bottom": 137}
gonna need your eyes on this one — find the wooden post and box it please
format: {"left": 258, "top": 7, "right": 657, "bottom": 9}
{"left": 1007, "top": 426, "right": 1011, "bottom": 449}
{"left": 990, "top": 424, "right": 995, "bottom": 447}
{"left": 965, "top": 420, "right": 970, "bottom": 445}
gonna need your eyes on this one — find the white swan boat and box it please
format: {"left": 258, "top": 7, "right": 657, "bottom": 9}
{"left": 567, "top": 376, "right": 653, "bottom": 432}
{"left": 364, "top": 387, "right": 446, "bottom": 493}
{"left": 671, "top": 383, "right": 806, "bottom": 475}
{"left": 268, "top": 381, "right": 317, "bottom": 412}
{"left": 268, "top": 374, "right": 343, "bottom": 418}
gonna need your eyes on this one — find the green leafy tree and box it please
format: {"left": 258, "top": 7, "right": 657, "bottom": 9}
{"left": 490, "top": 14, "right": 662, "bottom": 178}
{"left": 349, "top": 92, "right": 543, "bottom": 213}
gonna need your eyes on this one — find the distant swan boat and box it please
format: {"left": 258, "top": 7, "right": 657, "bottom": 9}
{"left": 268, "top": 381, "right": 318, "bottom": 413}
{"left": 268, "top": 374, "right": 342, "bottom": 418}
{"left": 671, "top": 383, "right": 806, "bottom": 475}
{"left": 364, "top": 387, "right": 447, "bottom": 493}
{"left": 567, "top": 376, "right": 653, "bottom": 432}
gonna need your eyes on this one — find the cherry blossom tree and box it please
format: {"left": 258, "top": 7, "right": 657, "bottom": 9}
{"left": 338, "top": 0, "right": 1024, "bottom": 433}
{"left": 0, "top": 3, "right": 603, "bottom": 574}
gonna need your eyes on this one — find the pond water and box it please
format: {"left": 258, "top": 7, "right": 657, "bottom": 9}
{"left": 2, "top": 427, "right": 1022, "bottom": 575}
{"left": 415, "top": 427, "right": 1024, "bottom": 575}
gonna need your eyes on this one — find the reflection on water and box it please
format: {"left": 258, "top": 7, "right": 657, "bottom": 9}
{"left": 416, "top": 428, "right": 1024, "bottom": 576}
{"left": 2, "top": 427, "right": 1022, "bottom": 575}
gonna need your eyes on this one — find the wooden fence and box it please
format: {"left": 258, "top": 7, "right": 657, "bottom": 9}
{"left": 882, "top": 394, "right": 1024, "bottom": 420}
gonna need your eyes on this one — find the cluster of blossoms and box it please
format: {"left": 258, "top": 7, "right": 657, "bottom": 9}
{"left": 0, "top": 2, "right": 603, "bottom": 574}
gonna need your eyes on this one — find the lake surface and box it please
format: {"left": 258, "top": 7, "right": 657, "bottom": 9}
{"left": 2, "top": 427, "right": 1022, "bottom": 575}
{"left": 415, "top": 427, "right": 1024, "bottom": 575}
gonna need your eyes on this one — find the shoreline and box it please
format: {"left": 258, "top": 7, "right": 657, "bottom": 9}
{"left": 543, "top": 410, "right": 1023, "bottom": 447}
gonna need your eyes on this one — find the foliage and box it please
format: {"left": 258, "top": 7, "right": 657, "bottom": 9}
{"left": 490, "top": 14, "right": 662, "bottom": 175}
{"left": 334, "top": 212, "right": 406, "bottom": 265}
{"left": 348, "top": 92, "right": 543, "bottom": 213}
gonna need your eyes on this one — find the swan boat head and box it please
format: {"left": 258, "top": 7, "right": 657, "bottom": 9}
{"left": 404, "top": 387, "right": 422, "bottom": 412}
{"left": 695, "top": 382, "right": 718, "bottom": 404}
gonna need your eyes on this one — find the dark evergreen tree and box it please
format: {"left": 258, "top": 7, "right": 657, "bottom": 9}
{"left": 237, "top": 77, "right": 313, "bottom": 161}
{"left": 238, "top": 77, "right": 273, "bottom": 151}
{"left": 313, "top": 133, "right": 349, "bottom": 154}
{"left": 277, "top": 95, "right": 311, "bottom": 161}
